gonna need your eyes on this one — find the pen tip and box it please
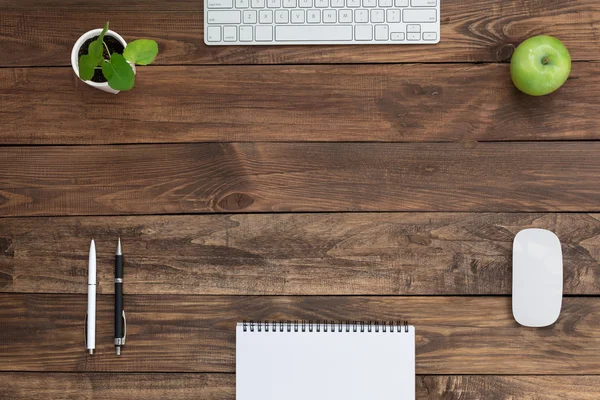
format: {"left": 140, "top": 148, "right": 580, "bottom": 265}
{"left": 116, "top": 237, "right": 122, "bottom": 255}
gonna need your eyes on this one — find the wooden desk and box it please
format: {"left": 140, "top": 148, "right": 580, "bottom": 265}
{"left": 1, "top": 0, "right": 600, "bottom": 398}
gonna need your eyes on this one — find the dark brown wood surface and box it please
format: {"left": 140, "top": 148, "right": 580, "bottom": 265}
{"left": 2, "top": 213, "right": 600, "bottom": 295}
{"left": 2, "top": 0, "right": 599, "bottom": 397}
{"left": 2, "top": 373, "right": 599, "bottom": 399}
{"left": 2, "top": 294, "right": 600, "bottom": 374}
{"left": 2, "top": 64, "right": 600, "bottom": 144}
{"left": 2, "top": 142, "right": 600, "bottom": 216}
{"left": 2, "top": 0, "right": 600, "bottom": 65}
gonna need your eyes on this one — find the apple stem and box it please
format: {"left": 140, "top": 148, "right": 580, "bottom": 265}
{"left": 542, "top": 57, "right": 549, "bottom": 65}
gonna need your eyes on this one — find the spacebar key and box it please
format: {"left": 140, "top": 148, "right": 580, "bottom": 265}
{"left": 276, "top": 25, "right": 352, "bottom": 41}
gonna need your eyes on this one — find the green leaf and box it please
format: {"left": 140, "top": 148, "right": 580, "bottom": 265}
{"left": 78, "top": 22, "right": 111, "bottom": 82}
{"left": 123, "top": 39, "right": 158, "bottom": 65}
{"left": 99, "top": 22, "right": 109, "bottom": 42}
{"left": 88, "top": 40, "right": 104, "bottom": 61}
{"left": 87, "top": 22, "right": 110, "bottom": 65}
{"left": 102, "top": 53, "right": 135, "bottom": 91}
{"left": 78, "top": 54, "right": 97, "bottom": 81}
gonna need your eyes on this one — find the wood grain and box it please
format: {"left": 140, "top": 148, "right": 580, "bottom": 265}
{"left": 2, "top": 142, "right": 600, "bottom": 216}
{"left": 3, "top": 0, "right": 600, "bottom": 397}
{"left": 0, "top": 373, "right": 234, "bottom": 400}
{"left": 2, "top": 213, "right": 600, "bottom": 295}
{"left": 1, "top": 0, "right": 600, "bottom": 65}
{"left": 1, "top": 294, "right": 599, "bottom": 374}
{"left": 2, "top": 373, "right": 599, "bottom": 399}
{"left": 2, "top": 64, "right": 600, "bottom": 144}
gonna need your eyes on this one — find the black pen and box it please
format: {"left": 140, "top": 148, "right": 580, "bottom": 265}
{"left": 114, "top": 238, "right": 126, "bottom": 355}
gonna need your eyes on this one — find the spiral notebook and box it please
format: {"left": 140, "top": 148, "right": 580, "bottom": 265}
{"left": 236, "top": 321, "right": 415, "bottom": 400}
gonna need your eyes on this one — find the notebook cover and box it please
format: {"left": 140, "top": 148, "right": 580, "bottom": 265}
{"left": 236, "top": 321, "right": 415, "bottom": 400}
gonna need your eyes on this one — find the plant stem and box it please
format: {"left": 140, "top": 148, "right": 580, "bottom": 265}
{"left": 103, "top": 41, "right": 111, "bottom": 59}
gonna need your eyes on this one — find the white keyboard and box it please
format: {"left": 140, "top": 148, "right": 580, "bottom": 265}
{"left": 204, "top": 0, "right": 439, "bottom": 45}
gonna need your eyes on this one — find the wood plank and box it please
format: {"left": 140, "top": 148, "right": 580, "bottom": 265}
{"left": 1, "top": 294, "right": 599, "bottom": 374}
{"left": 1, "top": 142, "right": 600, "bottom": 216}
{"left": 1, "top": 0, "right": 600, "bottom": 65}
{"left": 1, "top": 64, "right": 599, "bottom": 144}
{"left": 2, "top": 373, "right": 600, "bottom": 399}
{"left": 0, "top": 373, "right": 234, "bottom": 400}
{"left": 2, "top": 213, "right": 600, "bottom": 295}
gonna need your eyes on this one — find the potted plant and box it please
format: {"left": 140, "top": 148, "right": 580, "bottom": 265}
{"left": 71, "top": 22, "right": 158, "bottom": 94}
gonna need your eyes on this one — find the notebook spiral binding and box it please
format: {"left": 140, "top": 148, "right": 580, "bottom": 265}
{"left": 241, "top": 320, "right": 409, "bottom": 333}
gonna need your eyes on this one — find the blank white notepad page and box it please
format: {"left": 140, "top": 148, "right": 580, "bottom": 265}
{"left": 236, "top": 323, "right": 415, "bottom": 400}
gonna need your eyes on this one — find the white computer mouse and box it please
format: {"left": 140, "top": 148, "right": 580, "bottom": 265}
{"left": 512, "top": 228, "right": 563, "bottom": 327}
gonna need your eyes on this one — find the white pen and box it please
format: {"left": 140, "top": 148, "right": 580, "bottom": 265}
{"left": 85, "top": 239, "right": 97, "bottom": 355}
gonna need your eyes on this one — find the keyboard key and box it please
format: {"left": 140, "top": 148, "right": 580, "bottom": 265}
{"left": 375, "top": 24, "right": 388, "bottom": 40}
{"left": 307, "top": 9, "right": 321, "bottom": 22}
{"left": 206, "top": 26, "right": 221, "bottom": 41}
{"left": 323, "top": 10, "right": 337, "bottom": 22}
{"left": 371, "top": 9, "right": 384, "bottom": 22}
{"left": 315, "top": 0, "right": 328, "bottom": 7}
{"left": 406, "top": 24, "right": 420, "bottom": 32}
{"left": 259, "top": 10, "right": 273, "bottom": 22}
{"left": 208, "top": 0, "right": 233, "bottom": 8}
{"left": 386, "top": 9, "right": 400, "bottom": 22}
{"left": 355, "top": 24, "right": 372, "bottom": 40}
{"left": 395, "top": 0, "right": 408, "bottom": 6}
{"left": 251, "top": 0, "right": 265, "bottom": 7}
{"left": 379, "top": 0, "right": 392, "bottom": 6}
{"left": 243, "top": 10, "right": 257, "bottom": 23}
{"left": 236, "top": 0, "right": 250, "bottom": 7}
{"left": 339, "top": 9, "right": 352, "bottom": 22}
{"left": 267, "top": 0, "right": 281, "bottom": 6}
{"left": 223, "top": 26, "right": 237, "bottom": 41}
{"left": 283, "top": 0, "right": 297, "bottom": 6}
{"left": 291, "top": 9, "right": 305, "bottom": 22}
{"left": 276, "top": 10, "right": 289, "bottom": 22}
{"left": 363, "top": 0, "right": 376, "bottom": 7}
{"left": 411, "top": 0, "right": 436, "bottom": 5}
{"left": 407, "top": 32, "right": 420, "bottom": 40}
{"left": 239, "top": 26, "right": 253, "bottom": 41}
{"left": 207, "top": 10, "right": 242, "bottom": 23}
{"left": 423, "top": 32, "right": 437, "bottom": 41}
{"left": 275, "top": 25, "right": 352, "bottom": 41}
{"left": 391, "top": 32, "right": 404, "bottom": 40}
{"left": 331, "top": 0, "right": 345, "bottom": 7}
{"left": 355, "top": 9, "right": 368, "bottom": 22}
{"left": 256, "top": 25, "right": 273, "bottom": 41}
{"left": 299, "top": 0, "right": 312, "bottom": 7}
{"left": 347, "top": 0, "right": 361, "bottom": 7}
{"left": 403, "top": 9, "right": 436, "bottom": 22}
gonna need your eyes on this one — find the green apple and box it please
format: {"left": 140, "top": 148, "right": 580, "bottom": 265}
{"left": 510, "top": 35, "right": 571, "bottom": 96}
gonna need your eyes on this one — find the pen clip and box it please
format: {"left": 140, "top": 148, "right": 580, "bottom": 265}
{"left": 84, "top": 313, "right": 88, "bottom": 348}
{"left": 122, "top": 311, "right": 127, "bottom": 345}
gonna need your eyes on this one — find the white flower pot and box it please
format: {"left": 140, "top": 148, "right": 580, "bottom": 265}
{"left": 71, "top": 29, "right": 135, "bottom": 94}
